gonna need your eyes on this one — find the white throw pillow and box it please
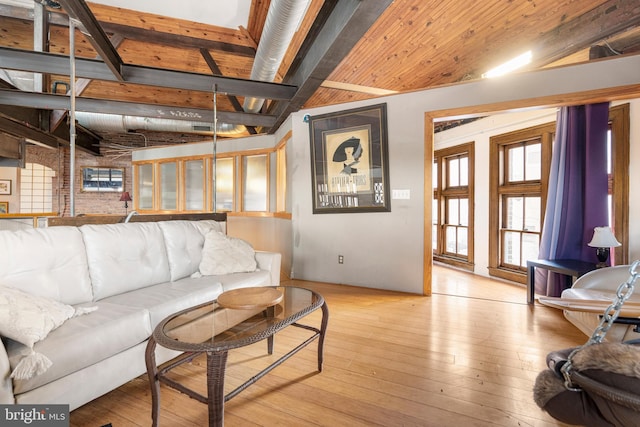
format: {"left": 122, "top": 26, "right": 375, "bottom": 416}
{"left": 197, "top": 230, "right": 257, "bottom": 275}
{"left": 0, "top": 286, "right": 97, "bottom": 380}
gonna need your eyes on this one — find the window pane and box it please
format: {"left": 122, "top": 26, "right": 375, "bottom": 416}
{"left": 525, "top": 143, "right": 541, "bottom": 180}
{"left": 506, "top": 196, "right": 524, "bottom": 230}
{"left": 459, "top": 198, "right": 469, "bottom": 226}
{"left": 432, "top": 224, "right": 438, "bottom": 250}
{"left": 503, "top": 231, "right": 521, "bottom": 265}
{"left": 524, "top": 196, "right": 541, "bottom": 232}
{"left": 433, "top": 161, "right": 438, "bottom": 189}
{"left": 508, "top": 146, "right": 524, "bottom": 182}
{"left": 448, "top": 158, "right": 459, "bottom": 187}
{"left": 459, "top": 156, "right": 468, "bottom": 186}
{"left": 445, "top": 226, "right": 456, "bottom": 253}
{"left": 447, "top": 198, "right": 459, "bottom": 225}
{"left": 458, "top": 227, "right": 468, "bottom": 255}
{"left": 522, "top": 233, "right": 540, "bottom": 265}
{"left": 138, "top": 164, "right": 153, "bottom": 210}
{"left": 243, "top": 154, "right": 267, "bottom": 212}
{"left": 432, "top": 199, "right": 438, "bottom": 223}
{"left": 215, "top": 158, "right": 234, "bottom": 212}
{"left": 160, "top": 162, "right": 177, "bottom": 210}
{"left": 185, "top": 160, "right": 204, "bottom": 211}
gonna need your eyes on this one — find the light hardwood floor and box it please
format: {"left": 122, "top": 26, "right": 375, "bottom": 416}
{"left": 70, "top": 266, "right": 586, "bottom": 426}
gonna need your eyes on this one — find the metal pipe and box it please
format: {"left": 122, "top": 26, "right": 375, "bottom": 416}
{"left": 69, "top": 18, "right": 76, "bottom": 216}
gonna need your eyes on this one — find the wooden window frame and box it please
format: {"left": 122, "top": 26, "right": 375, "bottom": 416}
{"left": 433, "top": 142, "right": 474, "bottom": 270}
{"left": 488, "top": 123, "right": 553, "bottom": 283}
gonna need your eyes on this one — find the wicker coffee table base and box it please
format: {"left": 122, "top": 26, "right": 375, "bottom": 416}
{"left": 145, "top": 300, "right": 329, "bottom": 426}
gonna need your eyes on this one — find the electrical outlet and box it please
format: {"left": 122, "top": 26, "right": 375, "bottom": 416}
{"left": 338, "top": 255, "right": 344, "bottom": 264}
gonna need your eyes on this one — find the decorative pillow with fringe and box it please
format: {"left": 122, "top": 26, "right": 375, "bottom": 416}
{"left": 0, "top": 286, "right": 97, "bottom": 380}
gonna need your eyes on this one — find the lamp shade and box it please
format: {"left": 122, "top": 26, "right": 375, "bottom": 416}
{"left": 588, "top": 226, "right": 621, "bottom": 248}
{"left": 119, "top": 191, "right": 132, "bottom": 202}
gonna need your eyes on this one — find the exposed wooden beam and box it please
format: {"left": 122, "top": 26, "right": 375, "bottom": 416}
{"left": 0, "top": 89, "right": 277, "bottom": 128}
{"left": 0, "top": 47, "right": 297, "bottom": 101}
{"left": 103, "top": 23, "right": 256, "bottom": 57}
{"left": 200, "top": 48, "right": 257, "bottom": 135}
{"left": 269, "top": 0, "right": 394, "bottom": 132}
{"left": 0, "top": 134, "right": 22, "bottom": 159}
{"left": 530, "top": 0, "right": 640, "bottom": 68}
{"left": 57, "top": 0, "right": 125, "bottom": 81}
{"left": 0, "top": 114, "right": 63, "bottom": 150}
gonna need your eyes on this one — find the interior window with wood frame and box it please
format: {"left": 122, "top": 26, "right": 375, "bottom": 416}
{"left": 433, "top": 143, "right": 474, "bottom": 270}
{"left": 607, "top": 103, "right": 630, "bottom": 265}
{"left": 488, "top": 123, "right": 553, "bottom": 283}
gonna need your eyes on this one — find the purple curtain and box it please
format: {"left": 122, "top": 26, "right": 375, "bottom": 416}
{"left": 535, "top": 103, "right": 610, "bottom": 297}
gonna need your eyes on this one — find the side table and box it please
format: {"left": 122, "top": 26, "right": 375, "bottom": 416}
{"left": 526, "top": 259, "right": 597, "bottom": 304}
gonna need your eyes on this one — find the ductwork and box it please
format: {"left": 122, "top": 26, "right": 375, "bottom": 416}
{"left": 74, "top": 112, "right": 247, "bottom": 136}
{"left": 75, "top": 0, "right": 310, "bottom": 137}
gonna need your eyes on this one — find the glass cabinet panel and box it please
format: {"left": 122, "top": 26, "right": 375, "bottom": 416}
{"left": 215, "top": 157, "right": 234, "bottom": 212}
{"left": 160, "top": 162, "right": 177, "bottom": 210}
{"left": 184, "top": 160, "right": 205, "bottom": 211}
{"left": 242, "top": 154, "right": 267, "bottom": 212}
{"left": 137, "top": 163, "right": 154, "bottom": 210}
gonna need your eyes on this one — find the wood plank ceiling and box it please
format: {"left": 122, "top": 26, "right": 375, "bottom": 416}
{"left": 0, "top": 0, "right": 639, "bottom": 153}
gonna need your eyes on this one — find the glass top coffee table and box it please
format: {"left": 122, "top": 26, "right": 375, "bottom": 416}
{"left": 145, "top": 286, "right": 328, "bottom": 427}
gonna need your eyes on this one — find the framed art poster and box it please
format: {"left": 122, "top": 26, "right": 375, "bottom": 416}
{"left": 0, "top": 180, "right": 11, "bottom": 195}
{"left": 308, "top": 103, "right": 390, "bottom": 214}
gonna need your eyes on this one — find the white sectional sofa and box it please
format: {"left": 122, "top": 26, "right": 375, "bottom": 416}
{"left": 561, "top": 264, "right": 640, "bottom": 342}
{"left": 0, "top": 218, "right": 281, "bottom": 411}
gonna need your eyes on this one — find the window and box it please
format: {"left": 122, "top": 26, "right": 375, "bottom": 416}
{"left": 20, "top": 163, "right": 55, "bottom": 213}
{"left": 132, "top": 143, "right": 289, "bottom": 217}
{"left": 489, "top": 123, "right": 553, "bottom": 283}
{"left": 241, "top": 154, "right": 268, "bottom": 212}
{"left": 433, "top": 143, "right": 474, "bottom": 270}
{"left": 608, "top": 104, "right": 630, "bottom": 264}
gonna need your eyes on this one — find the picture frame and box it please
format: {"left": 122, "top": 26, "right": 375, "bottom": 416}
{"left": 308, "top": 103, "right": 390, "bottom": 214}
{"left": 81, "top": 167, "right": 124, "bottom": 192}
{"left": 0, "top": 179, "right": 11, "bottom": 195}
{"left": 0, "top": 202, "right": 7, "bottom": 214}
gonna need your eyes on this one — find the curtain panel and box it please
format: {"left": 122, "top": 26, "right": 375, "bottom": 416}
{"left": 535, "top": 103, "right": 610, "bottom": 297}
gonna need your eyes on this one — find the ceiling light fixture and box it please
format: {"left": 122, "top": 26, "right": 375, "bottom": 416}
{"left": 483, "top": 50, "right": 532, "bottom": 78}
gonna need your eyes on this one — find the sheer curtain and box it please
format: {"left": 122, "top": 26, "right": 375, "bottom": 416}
{"left": 535, "top": 103, "right": 610, "bottom": 297}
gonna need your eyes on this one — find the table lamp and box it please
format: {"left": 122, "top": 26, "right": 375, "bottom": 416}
{"left": 588, "top": 226, "right": 621, "bottom": 268}
{"left": 119, "top": 191, "right": 132, "bottom": 214}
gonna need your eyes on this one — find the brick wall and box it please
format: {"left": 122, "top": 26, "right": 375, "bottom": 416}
{"left": 25, "top": 131, "right": 210, "bottom": 216}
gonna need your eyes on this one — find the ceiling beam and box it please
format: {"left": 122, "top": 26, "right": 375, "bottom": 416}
{"left": 530, "top": 0, "right": 640, "bottom": 68}
{"left": 200, "top": 48, "right": 257, "bottom": 134}
{"left": 0, "top": 89, "right": 277, "bottom": 128}
{"left": 268, "top": 0, "right": 394, "bottom": 132}
{"left": 0, "top": 47, "right": 297, "bottom": 101}
{"left": 0, "top": 4, "right": 256, "bottom": 57}
{"left": 103, "top": 22, "right": 256, "bottom": 57}
{"left": 57, "top": 0, "right": 125, "bottom": 81}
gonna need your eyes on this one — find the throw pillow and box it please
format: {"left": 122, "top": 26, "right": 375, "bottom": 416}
{"left": 196, "top": 230, "right": 257, "bottom": 275}
{"left": 0, "top": 286, "right": 97, "bottom": 380}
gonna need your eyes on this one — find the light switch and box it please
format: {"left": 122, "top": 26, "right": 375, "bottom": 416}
{"left": 392, "top": 189, "right": 411, "bottom": 200}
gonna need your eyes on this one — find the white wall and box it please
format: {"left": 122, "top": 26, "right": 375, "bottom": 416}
{"left": 290, "top": 55, "right": 640, "bottom": 294}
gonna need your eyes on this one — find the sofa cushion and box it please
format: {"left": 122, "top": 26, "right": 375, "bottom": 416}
{"left": 80, "top": 222, "right": 171, "bottom": 301}
{"left": 158, "top": 220, "right": 224, "bottom": 281}
{"left": 100, "top": 278, "right": 223, "bottom": 328}
{"left": 198, "top": 230, "right": 257, "bottom": 275}
{"left": 8, "top": 301, "right": 151, "bottom": 394}
{"left": 0, "top": 286, "right": 97, "bottom": 380}
{"left": 0, "top": 227, "right": 93, "bottom": 305}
